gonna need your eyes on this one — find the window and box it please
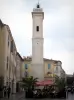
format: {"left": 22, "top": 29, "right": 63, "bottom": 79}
{"left": 25, "top": 71, "right": 28, "bottom": 77}
{"left": 8, "top": 35, "right": 9, "bottom": 47}
{"left": 6, "top": 82, "right": 8, "bottom": 86}
{"left": 7, "top": 57, "right": 8, "bottom": 70}
{"left": 56, "top": 67, "right": 58, "bottom": 72}
{"left": 36, "top": 26, "right": 39, "bottom": 31}
{"left": 11, "top": 40, "right": 14, "bottom": 52}
{"left": 48, "top": 64, "right": 51, "bottom": 69}
{"left": 25, "top": 64, "right": 28, "bottom": 69}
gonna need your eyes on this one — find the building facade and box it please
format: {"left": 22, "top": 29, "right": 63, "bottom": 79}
{"left": 23, "top": 57, "right": 65, "bottom": 80}
{"left": 0, "top": 20, "right": 16, "bottom": 93}
{"left": 54, "top": 61, "right": 62, "bottom": 77}
{"left": 16, "top": 52, "right": 24, "bottom": 92}
{"left": 16, "top": 52, "right": 23, "bottom": 82}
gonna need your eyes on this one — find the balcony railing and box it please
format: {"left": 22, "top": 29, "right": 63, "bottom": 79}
{"left": 33, "top": 8, "right": 43, "bottom": 12}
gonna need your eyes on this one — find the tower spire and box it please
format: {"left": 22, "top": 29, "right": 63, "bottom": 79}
{"left": 38, "top": 0, "right": 39, "bottom": 4}
{"left": 37, "top": 0, "right": 40, "bottom": 8}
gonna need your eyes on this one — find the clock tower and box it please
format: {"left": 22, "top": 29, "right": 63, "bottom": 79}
{"left": 31, "top": 3, "right": 44, "bottom": 81}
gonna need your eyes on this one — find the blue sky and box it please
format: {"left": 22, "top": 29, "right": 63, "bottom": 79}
{"left": 0, "top": 0, "right": 74, "bottom": 74}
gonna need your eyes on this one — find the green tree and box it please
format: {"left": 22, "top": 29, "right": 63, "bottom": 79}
{"left": 21, "top": 76, "right": 38, "bottom": 91}
{"left": 55, "top": 76, "right": 66, "bottom": 92}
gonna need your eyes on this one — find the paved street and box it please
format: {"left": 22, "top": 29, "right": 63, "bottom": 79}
{"left": 1, "top": 92, "right": 74, "bottom": 100}
{"left": 1, "top": 92, "right": 25, "bottom": 100}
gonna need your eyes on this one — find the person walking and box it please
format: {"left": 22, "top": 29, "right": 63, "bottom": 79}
{"left": 4, "top": 87, "right": 7, "bottom": 97}
{"left": 7, "top": 86, "right": 11, "bottom": 99}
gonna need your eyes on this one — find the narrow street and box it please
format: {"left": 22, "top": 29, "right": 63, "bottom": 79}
{"left": 1, "top": 92, "right": 25, "bottom": 100}
{"left": 1, "top": 92, "right": 74, "bottom": 100}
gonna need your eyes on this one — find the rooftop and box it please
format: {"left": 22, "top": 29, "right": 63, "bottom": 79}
{"left": 23, "top": 56, "right": 62, "bottom": 63}
{"left": 0, "top": 19, "right": 4, "bottom": 27}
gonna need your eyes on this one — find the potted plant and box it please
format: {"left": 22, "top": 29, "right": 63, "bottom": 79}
{"left": 55, "top": 76, "right": 66, "bottom": 98}
{"left": 21, "top": 76, "right": 38, "bottom": 98}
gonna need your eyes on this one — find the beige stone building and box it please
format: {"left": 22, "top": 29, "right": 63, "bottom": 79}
{"left": 22, "top": 57, "right": 66, "bottom": 81}
{"left": 0, "top": 20, "right": 17, "bottom": 93}
{"left": 16, "top": 52, "right": 24, "bottom": 92}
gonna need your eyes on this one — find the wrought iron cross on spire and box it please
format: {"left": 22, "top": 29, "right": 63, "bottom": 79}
{"left": 37, "top": 0, "right": 40, "bottom": 8}
{"left": 38, "top": 0, "right": 39, "bottom": 4}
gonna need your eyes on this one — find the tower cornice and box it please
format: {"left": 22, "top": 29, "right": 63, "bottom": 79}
{"left": 32, "top": 11, "right": 44, "bottom": 19}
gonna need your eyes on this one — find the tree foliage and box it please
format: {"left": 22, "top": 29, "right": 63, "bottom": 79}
{"left": 67, "top": 76, "right": 74, "bottom": 86}
{"left": 55, "top": 76, "right": 66, "bottom": 91}
{"left": 21, "top": 76, "right": 38, "bottom": 91}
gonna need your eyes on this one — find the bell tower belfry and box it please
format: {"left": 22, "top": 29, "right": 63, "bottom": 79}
{"left": 31, "top": 3, "right": 44, "bottom": 81}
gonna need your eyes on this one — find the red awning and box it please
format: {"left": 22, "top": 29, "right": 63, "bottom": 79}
{"left": 36, "top": 80, "right": 54, "bottom": 86}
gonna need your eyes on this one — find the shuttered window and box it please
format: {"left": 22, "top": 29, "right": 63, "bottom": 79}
{"left": 48, "top": 64, "right": 51, "bottom": 69}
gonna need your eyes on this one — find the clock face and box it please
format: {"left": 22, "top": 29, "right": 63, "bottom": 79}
{"left": 37, "top": 41, "right": 39, "bottom": 44}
